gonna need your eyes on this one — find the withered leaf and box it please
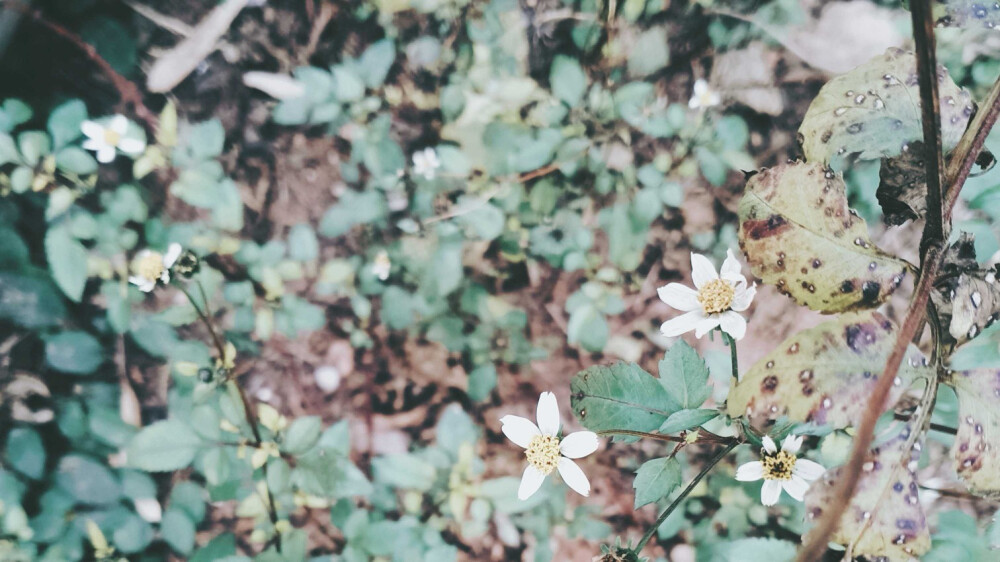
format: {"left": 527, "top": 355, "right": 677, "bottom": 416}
{"left": 727, "top": 311, "right": 932, "bottom": 430}
{"left": 739, "top": 161, "right": 910, "bottom": 313}
{"left": 947, "top": 367, "right": 1000, "bottom": 499}
{"left": 804, "top": 422, "right": 930, "bottom": 561}
{"left": 876, "top": 142, "right": 928, "bottom": 226}
{"left": 798, "top": 48, "right": 971, "bottom": 170}
{"left": 931, "top": 234, "right": 1000, "bottom": 345}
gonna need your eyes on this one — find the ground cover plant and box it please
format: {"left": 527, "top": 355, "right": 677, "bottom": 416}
{"left": 3, "top": 0, "right": 1000, "bottom": 560}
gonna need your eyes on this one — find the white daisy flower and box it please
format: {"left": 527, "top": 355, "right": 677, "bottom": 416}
{"left": 500, "top": 392, "right": 599, "bottom": 500}
{"left": 688, "top": 78, "right": 721, "bottom": 110}
{"left": 81, "top": 115, "right": 146, "bottom": 164}
{"left": 735, "top": 434, "right": 826, "bottom": 506}
{"left": 657, "top": 250, "right": 756, "bottom": 340}
{"left": 412, "top": 147, "right": 440, "bottom": 180}
{"left": 129, "top": 243, "right": 182, "bottom": 292}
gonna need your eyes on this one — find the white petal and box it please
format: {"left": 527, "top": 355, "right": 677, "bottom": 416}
{"left": 97, "top": 146, "right": 116, "bottom": 163}
{"left": 423, "top": 147, "right": 440, "bottom": 167}
{"left": 517, "top": 465, "right": 546, "bottom": 500}
{"left": 500, "top": 415, "right": 540, "bottom": 448}
{"left": 720, "top": 249, "right": 742, "bottom": 280}
{"left": 536, "top": 392, "right": 560, "bottom": 436}
{"left": 730, "top": 283, "right": 756, "bottom": 312}
{"left": 657, "top": 283, "right": 701, "bottom": 312}
{"left": 690, "top": 253, "right": 718, "bottom": 289}
{"left": 110, "top": 114, "right": 129, "bottom": 134}
{"left": 793, "top": 459, "right": 826, "bottom": 481}
{"left": 412, "top": 153, "right": 426, "bottom": 169}
{"left": 735, "top": 461, "right": 764, "bottom": 482}
{"left": 688, "top": 97, "right": 700, "bottom": 109}
{"left": 660, "top": 310, "right": 705, "bottom": 337}
{"left": 781, "top": 434, "right": 803, "bottom": 455}
{"left": 760, "top": 479, "right": 782, "bottom": 506}
{"left": 782, "top": 475, "right": 810, "bottom": 502}
{"left": 560, "top": 431, "right": 598, "bottom": 459}
{"left": 557, "top": 457, "right": 590, "bottom": 497}
{"left": 709, "top": 92, "right": 721, "bottom": 106}
{"left": 118, "top": 138, "right": 146, "bottom": 154}
{"left": 81, "top": 120, "right": 104, "bottom": 140}
{"left": 694, "top": 315, "right": 722, "bottom": 338}
{"left": 163, "top": 243, "right": 183, "bottom": 268}
{"left": 129, "top": 277, "right": 155, "bottom": 293}
{"left": 81, "top": 139, "right": 104, "bottom": 151}
{"left": 718, "top": 311, "right": 747, "bottom": 340}
{"left": 762, "top": 436, "right": 777, "bottom": 454}
{"left": 693, "top": 79, "right": 708, "bottom": 96}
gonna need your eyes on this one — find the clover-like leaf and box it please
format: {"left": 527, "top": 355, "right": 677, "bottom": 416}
{"left": 727, "top": 311, "right": 932, "bottom": 430}
{"left": 946, "top": 367, "right": 1000, "bottom": 498}
{"left": 798, "top": 48, "right": 971, "bottom": 170}
{"left": 933, "top": 1, "right": 1000, "bottom": 28}
{"left": 739, "top": 161, "right": 910, "bottom": 312}
{"left": 804, "top": 422, "right": 930, "bottom": 561}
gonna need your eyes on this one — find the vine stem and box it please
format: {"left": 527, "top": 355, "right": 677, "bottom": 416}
{"left": 176, "top": 279, "right": 282, "bottom": 552}
{"left": 798, "top": 1, "right": 1000, "bottom": 556}
{"left": 722, "top": 330, "right": 739, "bottom": 380}
{"left": 596, "top": 428, "right": 736, "bottom": 445}
{"left": 634, "top": 441, "right": 739, "bottom": 553}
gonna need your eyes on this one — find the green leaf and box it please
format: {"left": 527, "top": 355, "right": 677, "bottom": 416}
{"left": 55, "top": 146, "right": 99, "bottom": 175}
{"left": 739, "top": 161, "right": 909, "bottom": 312}
{"left": 727, "top": 311, "right": 932, "bottom": 430}
{"left": 56, "top": 454, "right": 121, "bottom": 505}
{"left": 288, "top": 224, "right": 319, "bottom": 261}
{"left": 45, "top": 331, "right": 105, "bottom": 375}
{"left": 658, "top": 408, "right": 719, "bottom": 434}
{"left": 80, "top": 17, "right": 136, "bottom": 75}
{"left": 169, "top": 481, "right": 206, "bottom": 523}
{"left": 190, "top": 533, "right": 237, "bottom": 562}
{"left": 467, "top": 364, "right": 497, "bottom": 401}
{"left": 162, "top": 508, "right": 196, "bottom": 555}
{"left": 628, "top": 27, "right": 670, "bottom": 77}
{"left": 112, "top": 513, "right": 153, "bottom": 554}
{"left": 126, "top": 419, "right": 203, "bottom": 472}
{"left": 709, "top": 538, "right": 797, "bottom": 562}
{"left": 333, "top": 66, "right": 365, "bottom": 102}
{"left": 567, "top": 304, "right": 608, "bottom": 352}
{"left": 570, "top": 362, "right": 674, "bottom": 438}
{"left": 633, "top": 457, "right": 682, "bottom": 509}
{"left": 47, "top": 99, "right": 88, "bottom": 148}
{"left": 0, "top": 99, "right": 32, "bottom": 132}
{"left": 946, "top": 367, "right": 1000, "bottom": 498}
{"left": 6, "top": 427, "right": 46, "bottom": 479}
{"left": 658, "top": 340, "right": 711, "bottom": 411}
{"left": 187, "top": 119, "right": 226, "bottom": 160}
{"left": 358, "top": 39, "right": 396, "bottom": 88}
{"left": 293, "top": 447, "right": 372, "bottom": 498}
{"left": 798, "top": 48, "right": 970, "bottom": 170}
{"left": 281, "top": 416, "right": 323, "bottom": 455}
{"left": 0, "top": 133, "right": 20, "bottom": 165}
{"left": 550, "top": 55, "right": 588, "bottom": 107}
{"left": 372, "top": 453, "right": 437, "bottom": 491}
{"left": 45, "top": 225, "right": 89, "bottom": 302}
{"left": 0, "top": 272, "right": 66, "bottom": 328}
{"left": 804, "top": 422, "right": 930, "bottom": 560}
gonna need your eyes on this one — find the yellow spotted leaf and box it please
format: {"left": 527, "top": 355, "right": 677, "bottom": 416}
{"left": 727, "top": 311, "right": 932, "bottom": 430}
{"left": 739, "top": 161, "right": 910, "bottom": 312}
{"left": 798, "top": 48, "right": 971, "bottom": 170}
{"left": 804, "top": 422, "right": 930, "bottom": 561}
{"left": 947, "top": 367, "right": 1000, "bottom": 498}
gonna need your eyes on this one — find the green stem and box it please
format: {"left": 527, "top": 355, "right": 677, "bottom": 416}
{"left": 596, "top": 428, "right": 734, "bottom": 445}
{"left": 722, "top": 330, "right": 739, "bottom": 380}
{"left": 635, "top": 441, "right": 739, "bottom": 553}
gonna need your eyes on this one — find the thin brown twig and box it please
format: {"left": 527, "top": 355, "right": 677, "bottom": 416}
{"left": 911, "top": 0, "right": 946, "bottom": 255}
{"left": 944, "top": 75, "right": 1000, "bottom": 218}
{"left": 1, "top": 0, "right": 157, "bottom": 129}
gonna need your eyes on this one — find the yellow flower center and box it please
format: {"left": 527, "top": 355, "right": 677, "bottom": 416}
{"left": 762, "top": 450, "right": 797, "bottom": 480}
{"left": 525, "top": 434, "right": 561, "bottom": 475}
{"left": 697, "top": 279, "right": 735, "bottom": 314}
{"left": 103, "top": 128, "right": 122, "bottom": 147}
{"left": 133, "top": 251, "right": 166, "bottom": 282}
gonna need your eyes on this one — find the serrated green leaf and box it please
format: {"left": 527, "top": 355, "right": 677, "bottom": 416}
{"left": 126, "top": 419, "right": 203, "bottom": 472}
{"left": 804, "top": 422, "right": 930, "bottom": 560}
{"left": 799, "top": 48, "right": 970, "bottom": 170}
{"left": 658, "top": 340, "right": 711, "bottom": 411}
{"left": 658, "top": 408, "right": 719, "bottom": 434}
{"left": 570, "top": 362, "right": 674, "bottom": 438}
{"left": 946, "top": 367, "right": 1000, "bottom": 498}
{"left": 739, "top": 161, "right": 909, "bottom": 312}
{"left": 281, "top": 416, "right": 322, "bottom": 455}
{"left": 633, "top": 457, "right": 682, "bottom": 508}
{"left": 728, "top": 311, "right": 932, "bottom": 430}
